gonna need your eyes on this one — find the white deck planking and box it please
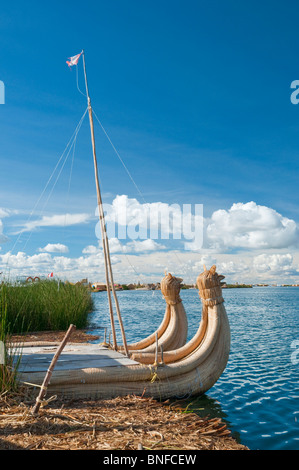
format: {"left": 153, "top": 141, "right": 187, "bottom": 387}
{"left": 16, "top": 343, "right": 139, "bottom": 373}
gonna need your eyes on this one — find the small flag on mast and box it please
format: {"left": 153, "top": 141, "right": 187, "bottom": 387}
{"left": 66, "top": 51, "right": 83, "bottom": 68}
{"left": 48, "top": 272, "right": 54, "bottom": 278}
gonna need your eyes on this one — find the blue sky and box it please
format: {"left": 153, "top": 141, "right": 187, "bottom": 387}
{"left": 1, "top": 0, "right": 299, "bottom": 284}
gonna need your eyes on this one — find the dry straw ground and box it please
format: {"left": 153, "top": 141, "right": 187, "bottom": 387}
{"left": 1, "top": 330, "right": 248, "bottom": 451}
{"left": 0, "top": 392, "right": 248, "bottom": 450}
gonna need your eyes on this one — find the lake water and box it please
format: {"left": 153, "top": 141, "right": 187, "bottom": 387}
{"left": 88, "top": 287, "right": 299, "bottom": 450}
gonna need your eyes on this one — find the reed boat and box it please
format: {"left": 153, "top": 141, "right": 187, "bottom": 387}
{"left": 17, "top": 265, "right": 230, "bottom": 400}
{"left": 15, "top": 50, "right": 231, "bottom": 401}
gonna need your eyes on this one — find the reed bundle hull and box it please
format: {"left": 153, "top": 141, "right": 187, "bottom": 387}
{"left": 17, "top": 267, "right": 231, "bottom": 401}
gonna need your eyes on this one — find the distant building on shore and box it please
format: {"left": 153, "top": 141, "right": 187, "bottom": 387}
{"left": 92, "top": 282, "right": 107, "bottom": 291}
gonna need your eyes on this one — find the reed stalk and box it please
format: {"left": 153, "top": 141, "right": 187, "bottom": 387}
{"left": 0, "top": 284, "right": 21, "bottom": 394}
{"left": 2, "top": 280, "right": 93, "bottom": 333}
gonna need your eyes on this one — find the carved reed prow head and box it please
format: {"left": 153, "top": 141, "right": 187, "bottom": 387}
{"left": 196, "top": 265, "right": 225, "bottom": 307}
{"left": 161, "top": 273, "right": 183, "bottom": 305}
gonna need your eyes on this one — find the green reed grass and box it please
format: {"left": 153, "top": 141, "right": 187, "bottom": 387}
{"left": 2, "top": 280, "right": 94, "bottom": 333}
{"left": 0, "top": 284, "right": 21, "bottom": 394}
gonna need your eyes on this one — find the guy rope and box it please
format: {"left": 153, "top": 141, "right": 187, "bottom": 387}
{"left": 81, "top": 50, "right": 129, "bottom": 357}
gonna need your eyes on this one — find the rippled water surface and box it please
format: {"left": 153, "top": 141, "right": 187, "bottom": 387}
{"left": 89, "top": 287, "right": 299, "bottom": 450}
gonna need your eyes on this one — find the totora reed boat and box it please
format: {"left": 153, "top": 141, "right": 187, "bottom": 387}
{"left": 16, "top": 50, "right": 231, "bottom": 400}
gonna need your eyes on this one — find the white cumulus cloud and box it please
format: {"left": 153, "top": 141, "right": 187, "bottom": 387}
{"left": 38, "top": 243, "right": 69, "bottom": 253}
{"left": 0, "top": 208, "right": 11, "bottom": 218}
{"left": 206, "top": 202, "right": 298, "bottom": 251}
{"left": 17, "top": 213, "right": 92, "bottom": 233}
{"left": 82, "top": 245, "right": 99, "bottom": 255}
{"left": 0, "top": 220, "right": 8, "bottom": 244}
{"left": 0, "top": 249, "right": 120, "bottom": 282}
{"left": 100, "top": 196, "right": 298, "bottom": 253}
{"left": 253, "top": 253, "right": 298, "bottom": 275}
{"left": 97, "top": 195, "right": 203, "bottom": 250}
{"left": 0, "top": 208, "right": 11, "bottom": 244}
{"left": 125, "top": 239, "right": 165, "bottom": 253}
{"left": 83, "top": 238, "right": 166, "bottom": 255}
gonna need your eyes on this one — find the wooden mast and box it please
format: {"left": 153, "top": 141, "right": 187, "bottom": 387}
{"left": 82, "top": 50, "right": 129, "bottom": 357}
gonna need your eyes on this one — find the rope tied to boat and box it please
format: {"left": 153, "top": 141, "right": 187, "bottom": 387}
{"left": 149, "top": 365, "right": 160, "bottom": 384}
{"left": 35, "top": 394, "right": 57, "bottom": 407}
{"left": 201, "top": 295, "right": 224, "bottom": 306}
{"left": 21, "top": 381, "right": 57, "bottom": 408}
{"left": 21, "top": 381, "right": 47, "bottom": 390}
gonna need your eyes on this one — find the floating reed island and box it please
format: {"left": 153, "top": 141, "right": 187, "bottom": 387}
{"left": 0, "top": 394, "right": 248, "bottom": 450}
{"left": 15, "top": 265, "right": 231, "bottom": 402}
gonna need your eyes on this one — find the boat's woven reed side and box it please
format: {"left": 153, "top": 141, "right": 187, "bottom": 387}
{"left": 134, "top": 302, "right": 188, "bottom": 354}
{"left": 24, "top": 302, "right": 229, "bottom": 400}
{"left": 17, "top": 266, "right": 230, "bottom": 400}
{"left": 131, "top": 304, "right": 208, "bottom": 364}
{"left": 130, "top": 266, "right": 225, "bottom": 365}
{"left": 120, "top": 273, "right": 188, "bottom": 355}
{"left": 17, "top": 303, "right": 219, "bottom": 385}
{"left": 120, "top": 304, "right": 171, "bottom": 351}
{"left": 18, "top": 312, "right": 228, "bottom": 397}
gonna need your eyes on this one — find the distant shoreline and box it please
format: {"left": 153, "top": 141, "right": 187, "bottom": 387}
{"left": 222, "top": 284, "right": 252, "bottom": 289}
{"left": 91, "top": 283, "right": 299, "bottom": 292}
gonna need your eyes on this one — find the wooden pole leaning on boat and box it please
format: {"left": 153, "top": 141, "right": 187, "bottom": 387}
{"left": 82, "top": 50, "right": 129, "bottom": 357}
{"left": 154, "top": 332, "right": 159, "bottom": 366}
{"left": 89, "top": 104, "right": 117, "bottom": 351}
{"left": 31, "top": 324, "right": 76, "bottom": 416}
{"left": 81, "top": 51, "right": 116, "bottom": 350}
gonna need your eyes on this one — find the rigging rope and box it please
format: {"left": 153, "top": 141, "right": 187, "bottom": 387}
{"left": 92, "top": 109, "right": 147, "bottom": 204}
{"left": 62, "top": 118, "right": 78, "bottom": 239}
{"left": 92, "top": 109, "right": 152, "bottom": 283}
{"left": 21, "top": 107, "right": 88, "bottom": 253}
{"left": 3, "top": 108, "right": 88, "bottom": 278}
{"left": 41, "top": 110, "right": 85, "bottom": 216}
{"left": 1, "top": 108, "right": 88, "bottom": 328}
{"left": 92, "top": 108, "right": 185, "bottom": 273}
